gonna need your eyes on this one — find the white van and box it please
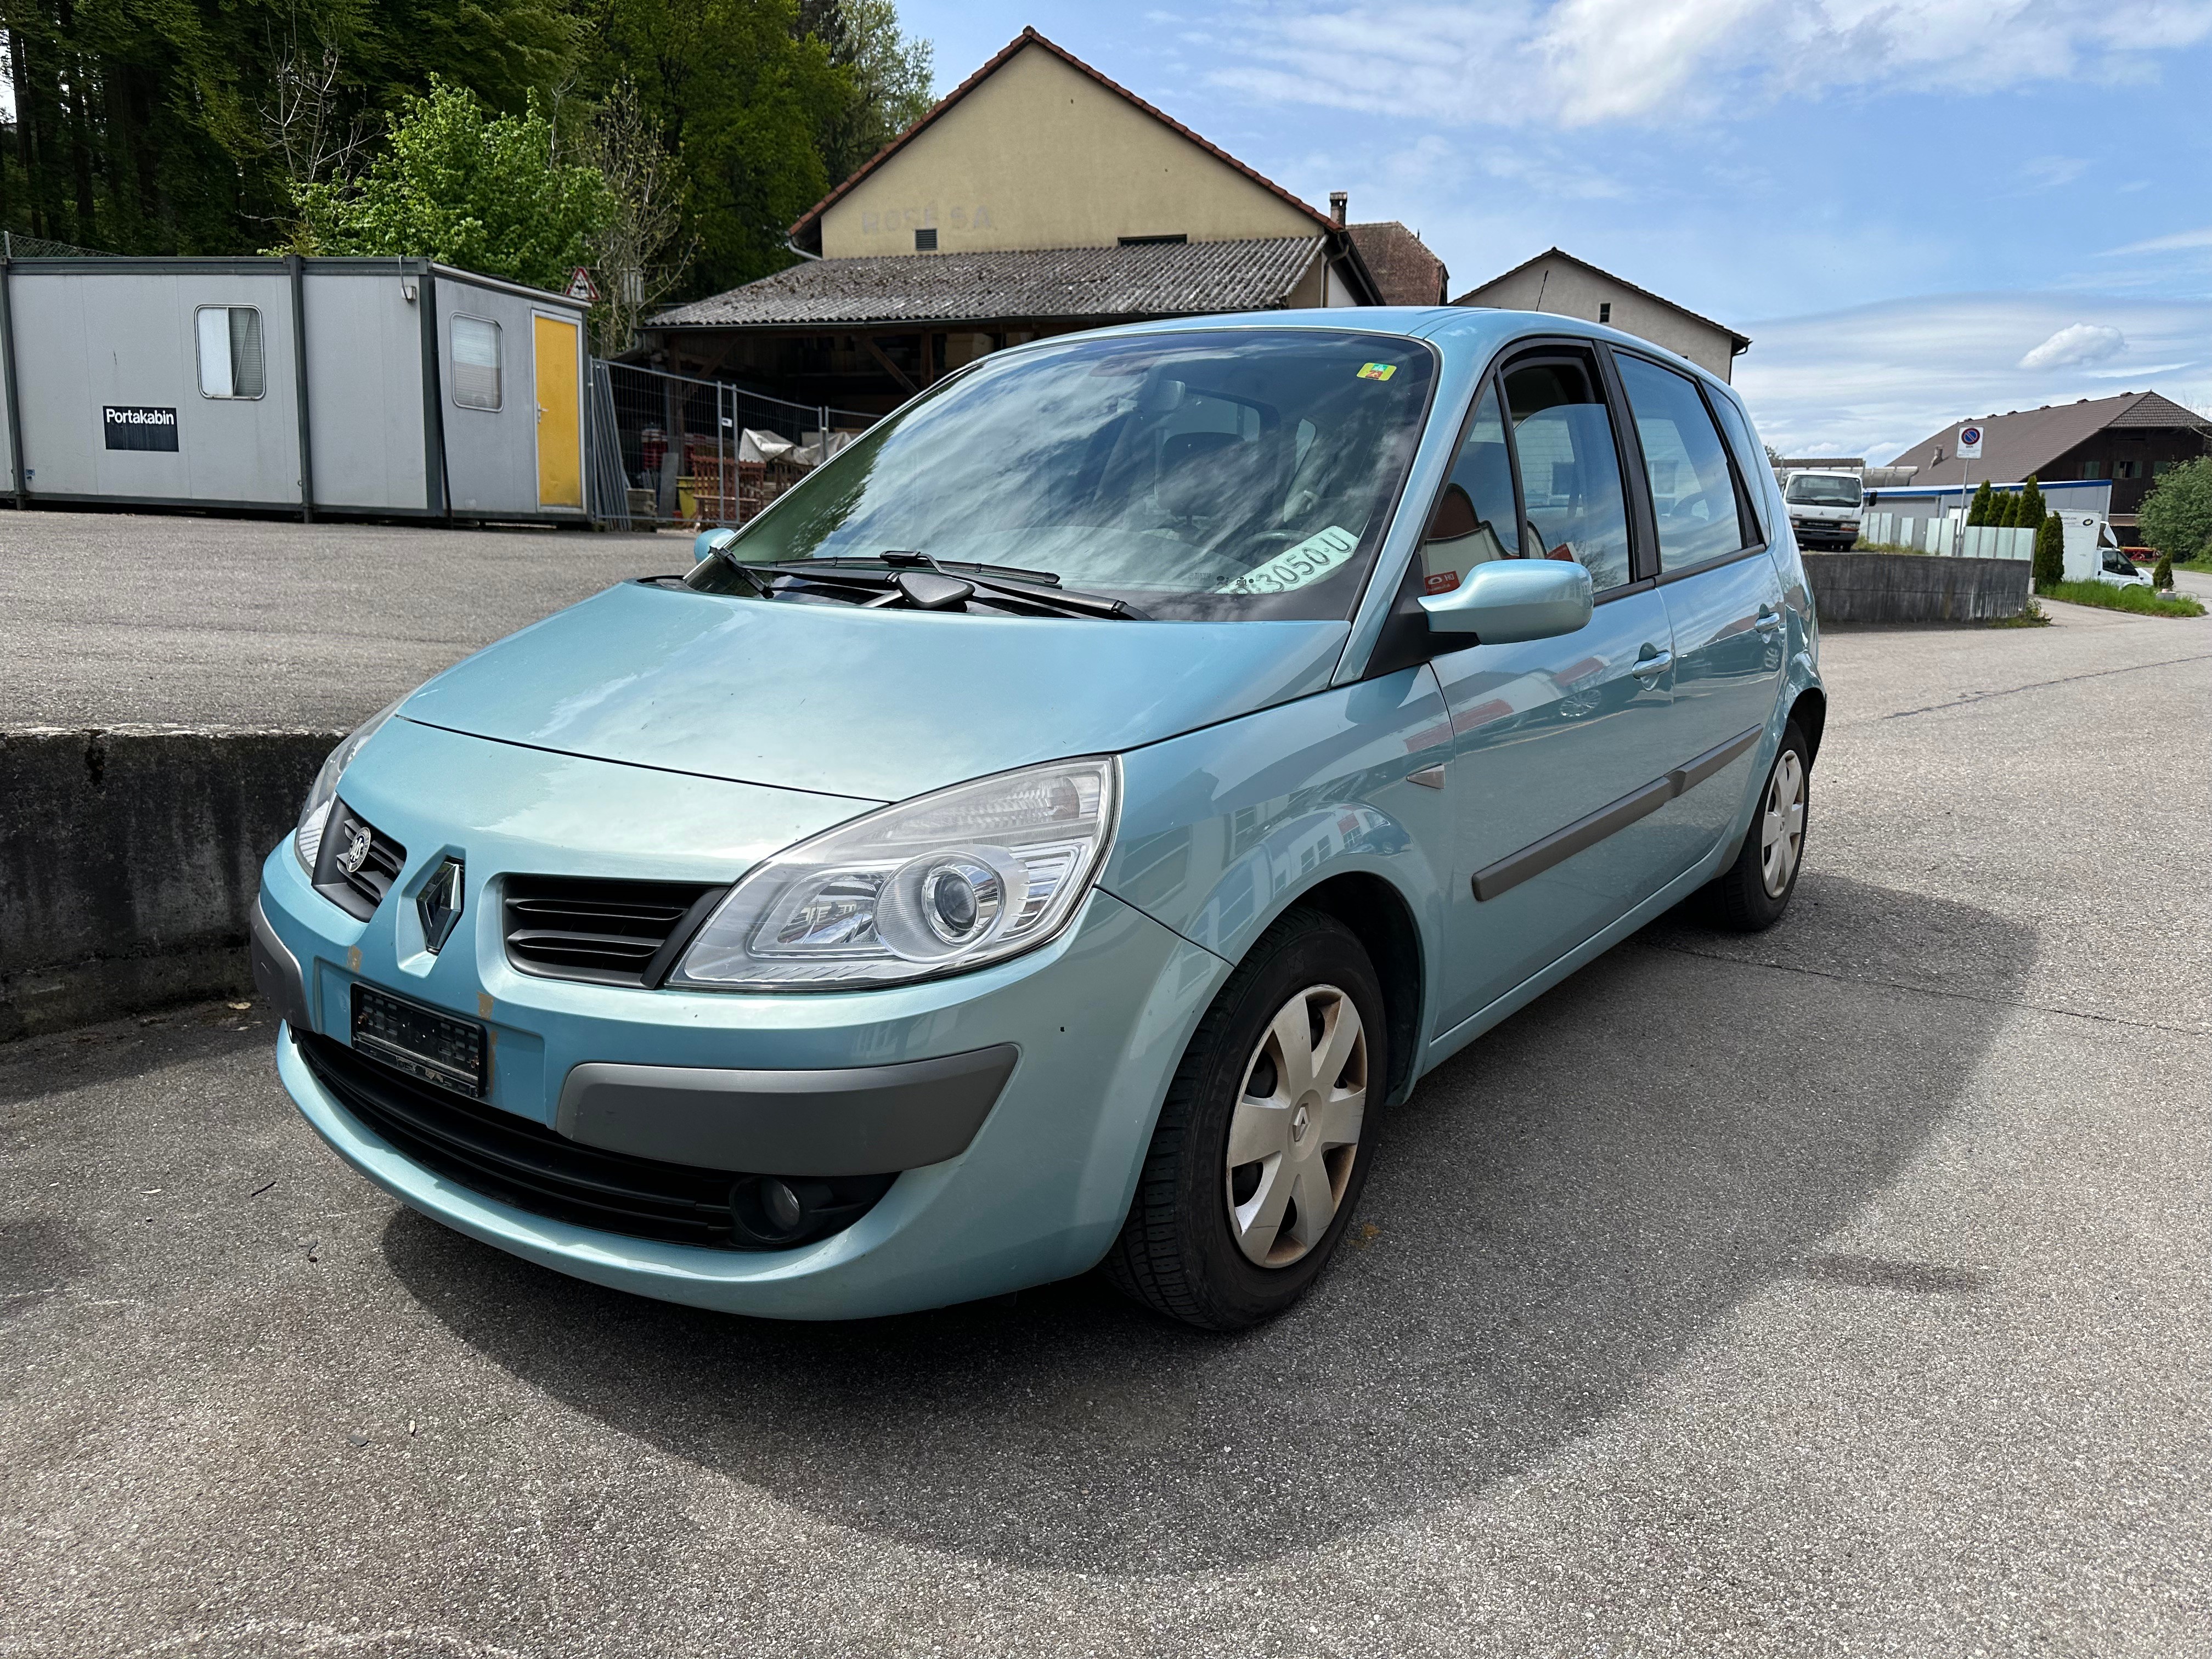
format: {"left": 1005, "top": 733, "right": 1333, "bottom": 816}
{"left": 1781, "top": 470, "right": 1863, "bottom": 549}
{"left": 2058, "top": 513, "right": 2151, "bottom": 588}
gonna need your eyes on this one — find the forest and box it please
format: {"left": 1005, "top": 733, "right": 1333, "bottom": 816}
{"left": 0, "top": 0, "right": 933, "bottom": 349}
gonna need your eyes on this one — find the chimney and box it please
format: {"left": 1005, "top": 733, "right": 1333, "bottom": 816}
{"left": 1329, "top": 191, "right": 1348, "bottom": 226}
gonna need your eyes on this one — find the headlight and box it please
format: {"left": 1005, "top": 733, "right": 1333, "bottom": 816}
{"left": 670, "top": 756, "right": 1119, "bottom": 991}
{"left": 294, "top": 699, "right": 405, "bottom": 874}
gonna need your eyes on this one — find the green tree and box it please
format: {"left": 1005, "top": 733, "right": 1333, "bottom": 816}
{"left": 1992, "top": 492, "right": 2017, "bottom": 528}
{"left": 2017, "top": 473, "right": 2045, "bottom": 530}
{"left": 571, "top": 0, "right": 847, "bottom": 298}
{"left": 290, "top": 79, "right": 612, "bottom": 291}
{"left": 1967, "top": 479, "right": 1994, "bottom": 526}
{"left": 2138, "top": 456, "right": 2212, "bottom": 564}
{"left": 797, "top": 0, "right": 935, "bottom": 182}
{"left": 2152, "top": 550, "right": 2174, "bottom": 589}
{"left": 2033, "top": 511, "right": 2064, "bottom": 590}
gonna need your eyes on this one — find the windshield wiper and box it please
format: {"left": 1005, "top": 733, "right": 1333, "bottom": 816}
{"left": 763, "top": 553, "right": 1145, "bottom": 620}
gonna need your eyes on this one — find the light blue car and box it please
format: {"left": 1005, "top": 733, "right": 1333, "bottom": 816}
{"left": 255, "top": 308, "right": 1824, "bottom": 1330}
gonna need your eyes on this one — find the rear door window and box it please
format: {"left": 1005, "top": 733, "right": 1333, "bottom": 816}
{"left": 1503, "top": 358, "right": 1633, "bottom": 594}
{"left": 1615, "top": 354, "right": 1749, "bottom": 572}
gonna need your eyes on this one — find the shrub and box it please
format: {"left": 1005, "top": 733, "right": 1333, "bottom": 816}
{"left": 2153, "top": 551, "right": 2174, "bottom": 589}
{"left": 2138, "top": 456, "right": 2212, "bottom": 565}
{"left": 2018, "top": 473, "right": 2045, "bottom": 529}
{"left": 2033, "top": 511, "right": 2065, "bottom": 590}
{"left": 1968, "top": 480, "right": 1994, "bottom": 526}
{"left": 1996, "top": 492, "right": 2019, "bottom": 527}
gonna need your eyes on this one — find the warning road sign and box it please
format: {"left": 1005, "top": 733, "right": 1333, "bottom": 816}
{"left": 566, "top": 267, "right": 601, "bottom": 303}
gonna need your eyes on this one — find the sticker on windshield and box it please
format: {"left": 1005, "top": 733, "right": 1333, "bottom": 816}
{"left": 1356, "top": 362, "right": 1398, "bottom": 381}
{"left": 1218, "top": 524, "right": 1363, "bottom": 594}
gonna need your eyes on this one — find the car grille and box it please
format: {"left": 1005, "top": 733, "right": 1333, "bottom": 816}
{"left": 313, "top": 802, "right": 407, "bottom": 921}
{"left": 296, "top": 1031, "right": 893, "bottom": 1250}
{"left": 501, "top": 876, "right": 726, "bottom": 987}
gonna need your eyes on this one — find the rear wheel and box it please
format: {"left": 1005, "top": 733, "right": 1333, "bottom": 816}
{"left": 1707, "top": 722, "right": 1810, "bottom": 931}
{"left": 1105, "top": 909, "right": 1385, "bottom": 1330}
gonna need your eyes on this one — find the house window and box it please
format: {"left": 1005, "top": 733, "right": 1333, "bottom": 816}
{"left": 2114, "top": 458, "right": 2140, "bottom": 479}
{"left": 914, "top": 227, "right": 938, "bottom": 251}
{"left": 195, "top": 306, "right": 265, "bottom": 399}
{"left": 2078, "top": 459, "right": 2106, "bottom": 479}
{"left": 451, "top": 317, "right": 501, "bottom": 410}
{"left": 1598, "top": 302, "right": 1612, "bottom": 324}
{"left": 2153, "top": 459, "right": 2184, "bottom": 477}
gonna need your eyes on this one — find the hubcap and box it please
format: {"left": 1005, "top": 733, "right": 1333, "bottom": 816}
{"left": 1224, "top": 985, "right": 1368, "bottom": 1268}
{"left": 1760, "top": 748, "right": 1807, "bottom": 898}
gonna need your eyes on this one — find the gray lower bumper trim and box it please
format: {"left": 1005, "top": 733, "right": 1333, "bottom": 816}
{"left": 555, "top": 1043, "right": 1020, "bottom": 1177}
{"left": 250, "top": 895, "right": 312, "bottom": 1034}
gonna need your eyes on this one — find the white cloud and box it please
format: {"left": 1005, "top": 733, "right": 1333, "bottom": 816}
{"left": 1209, "top": 1, "right": 2212, "bottom": 127}
{"left": 2102, "top": 224, "right": 2212, "bottom": 255}
{"left": 1731, "top": 290, "right": 2212, "bottom": 464}
{"left": 2019, "top": 155, "right": 2089, "bottom": 189}
{"left": 2018, "top": 321, "right": 2125, "bottom": 370}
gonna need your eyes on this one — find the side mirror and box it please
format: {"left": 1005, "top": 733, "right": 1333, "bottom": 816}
{"left": 693, "top": 526, "right": 739, "bottom": 565}
{"left": 1419, "top": 558, "right": 1593, "bottom": 643}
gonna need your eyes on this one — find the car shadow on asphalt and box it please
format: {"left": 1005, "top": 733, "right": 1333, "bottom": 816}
{"left": 380, "top": 872, "right": 2034, "bottom": 1576}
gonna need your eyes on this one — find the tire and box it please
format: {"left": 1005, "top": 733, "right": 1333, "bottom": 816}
{"left": 1708, "top": 721, "right": 1810, "bottom": 932}
{"left": 1104, "top": 907, "right": 1387, "bottom": 1331}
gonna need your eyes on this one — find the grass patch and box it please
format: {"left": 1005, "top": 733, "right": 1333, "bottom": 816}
{"left": 2039, "top": 580, "right": 2207, "bottom": 618}
{"left": 2169, "top": 552, "right": 2212, "bottom": 576}
{"left": 1850, "top": 540, "right": 1931, "bottom": 555}
{"left": 1989, "top": 598, "right": 2051, "bottom": 628}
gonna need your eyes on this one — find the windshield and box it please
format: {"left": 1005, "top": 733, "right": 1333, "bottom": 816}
{"left": 686, "top": 328, "right": 1436, "bottom": 621}
{"left": 1786, "top": 473, "right": 1861, "bottom": 507}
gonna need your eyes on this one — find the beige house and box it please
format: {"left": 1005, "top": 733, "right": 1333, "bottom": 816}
{"left": 1454, "top": 248, "right": 1750, "bottom": 381}
{"left": 646, "top": 29, "right": 1381, "bottom": 411}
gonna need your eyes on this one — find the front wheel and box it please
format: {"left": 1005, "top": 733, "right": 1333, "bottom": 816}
{"left": 1706, "top": 721, "right": 1810, "bottom": 930}
{"left": 1104, "top": 909, "right": 1386, "bottom": 1330}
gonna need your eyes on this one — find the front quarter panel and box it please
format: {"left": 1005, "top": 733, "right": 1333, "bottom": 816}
{"left": 1099, "top": 664, "right": 1452, "bottom": 1054}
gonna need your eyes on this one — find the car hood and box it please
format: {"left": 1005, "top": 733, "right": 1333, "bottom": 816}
{"left": 399, "top": 581, "right": 1351, "bottom": 802}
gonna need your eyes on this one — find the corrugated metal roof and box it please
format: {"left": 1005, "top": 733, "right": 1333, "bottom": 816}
{"left": 650, "top": 238, "right": 1325, "bottom": 330}
{"left": 1889, "top": 390, "right": 2212, "bottom": 479}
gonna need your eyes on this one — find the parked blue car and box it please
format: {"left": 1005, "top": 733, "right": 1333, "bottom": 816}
{"left": 255, "top": 308, "right": 1823, "bottom": 1329}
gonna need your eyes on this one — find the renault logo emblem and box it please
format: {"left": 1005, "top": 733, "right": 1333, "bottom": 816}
{"left": 336, "top": 826, "right": 374, "bottom": 876}
{"left": 418, "top": 856, "right": 464, "bottom": 955}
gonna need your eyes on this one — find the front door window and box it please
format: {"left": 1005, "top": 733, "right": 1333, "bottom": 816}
{"left": 1503, "top": 360, "right": 1633, "bottom": 594}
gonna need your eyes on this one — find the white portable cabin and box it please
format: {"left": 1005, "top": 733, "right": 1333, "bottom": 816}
{"left": 0, "top": 256, "right": 591, "bottom": 523}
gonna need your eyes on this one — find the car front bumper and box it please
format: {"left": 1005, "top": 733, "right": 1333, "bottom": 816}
{"left": 258, "top": 828, "right": 1229, "bottom": 1321}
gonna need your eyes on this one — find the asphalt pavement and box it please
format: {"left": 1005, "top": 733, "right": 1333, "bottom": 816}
{"left": 2, "top": 597, "right": 2207, "bottom": 1656}
{"left": 0, "top": 510, "right": 688, "bottom": 730}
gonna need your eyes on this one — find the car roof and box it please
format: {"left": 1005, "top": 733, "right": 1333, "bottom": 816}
{"left": 1048, "top": 306, "right": 1737, "bottom": 398}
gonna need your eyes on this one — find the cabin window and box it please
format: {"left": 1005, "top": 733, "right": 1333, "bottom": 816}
{"left": 195, "top": 306, "right": 265, "bottom": 399}
{"left": 1598, "top": 302, "right": 1612, "bottom": 324}
{"left": 452, "top": 317, "right": 501, "bottom": 410}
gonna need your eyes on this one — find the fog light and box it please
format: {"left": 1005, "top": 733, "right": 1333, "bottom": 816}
{"left": 762, "top": 1176, "right": 804, "bottom": 1235}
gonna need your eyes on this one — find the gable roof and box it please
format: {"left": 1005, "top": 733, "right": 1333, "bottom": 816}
{"left": 788, "top": 29, "right": 1338, "bottom": 250}
{"left": 1888, "top": 391, "right": 2212, "bottom": 481}
{"left": 1346, "top": 222, "right": 1448, "bottom": 306}
{"left": 1453, "top": 247, "right": 1750, "bottom": 353}
{"left": 649, "top": 238, "right": 1328, "bottom": 330}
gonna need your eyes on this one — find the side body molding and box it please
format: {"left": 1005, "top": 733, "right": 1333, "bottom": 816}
{"left": 1471, "top": 726, "right": 1762, "bottom": 901}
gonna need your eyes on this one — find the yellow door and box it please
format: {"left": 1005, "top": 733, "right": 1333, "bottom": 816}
{"left": 532, "top": 314, "right": 583, "bottom": 510}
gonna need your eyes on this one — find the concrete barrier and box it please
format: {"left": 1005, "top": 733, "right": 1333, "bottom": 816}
{"left": 1804, "top": 552, "right": 2030, "bottom": 624}
{"left": 1, "top": 726, "right": 340, "bottom": 1040}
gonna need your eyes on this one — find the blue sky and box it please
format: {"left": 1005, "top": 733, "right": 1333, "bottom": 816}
{"left": 898, "top": 1, "right": 2212, "bottom": 464}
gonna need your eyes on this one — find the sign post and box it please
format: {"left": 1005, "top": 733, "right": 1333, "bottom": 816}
{"left": 1954, "top": 422, "right": 1983, "bottom": 555}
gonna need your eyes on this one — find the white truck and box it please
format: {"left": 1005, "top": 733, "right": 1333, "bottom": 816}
{"left": 2057, "top": 511, "right": 2151, "bottom": 588}
{"left": 1781, "top": 469, "right": 1864, "bottom": 550}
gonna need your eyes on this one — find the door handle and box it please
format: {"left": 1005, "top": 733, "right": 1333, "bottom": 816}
{"left": 1630, "top": 649, "right": 1673, "bottom": 680}
{"left": 1753, "top": 608, "right": 1784, "bottom": 635}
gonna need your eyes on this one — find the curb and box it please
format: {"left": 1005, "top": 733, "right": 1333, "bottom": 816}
{"left": 1, "top": 725, "right": 340, "bottom": 1040}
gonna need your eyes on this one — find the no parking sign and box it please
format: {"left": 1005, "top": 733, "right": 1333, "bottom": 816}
{"left": 1957, "top": 424, "right": 1984, "bottom": 458}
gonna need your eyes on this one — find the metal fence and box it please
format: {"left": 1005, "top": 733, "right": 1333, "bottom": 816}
{"left": 593, "top": 361, "right": 878, "bottom": 530}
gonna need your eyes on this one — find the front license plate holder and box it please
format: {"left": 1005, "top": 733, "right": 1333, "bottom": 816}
{"left": 351, "top": 984, "right": 486, "bottom": 1098}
